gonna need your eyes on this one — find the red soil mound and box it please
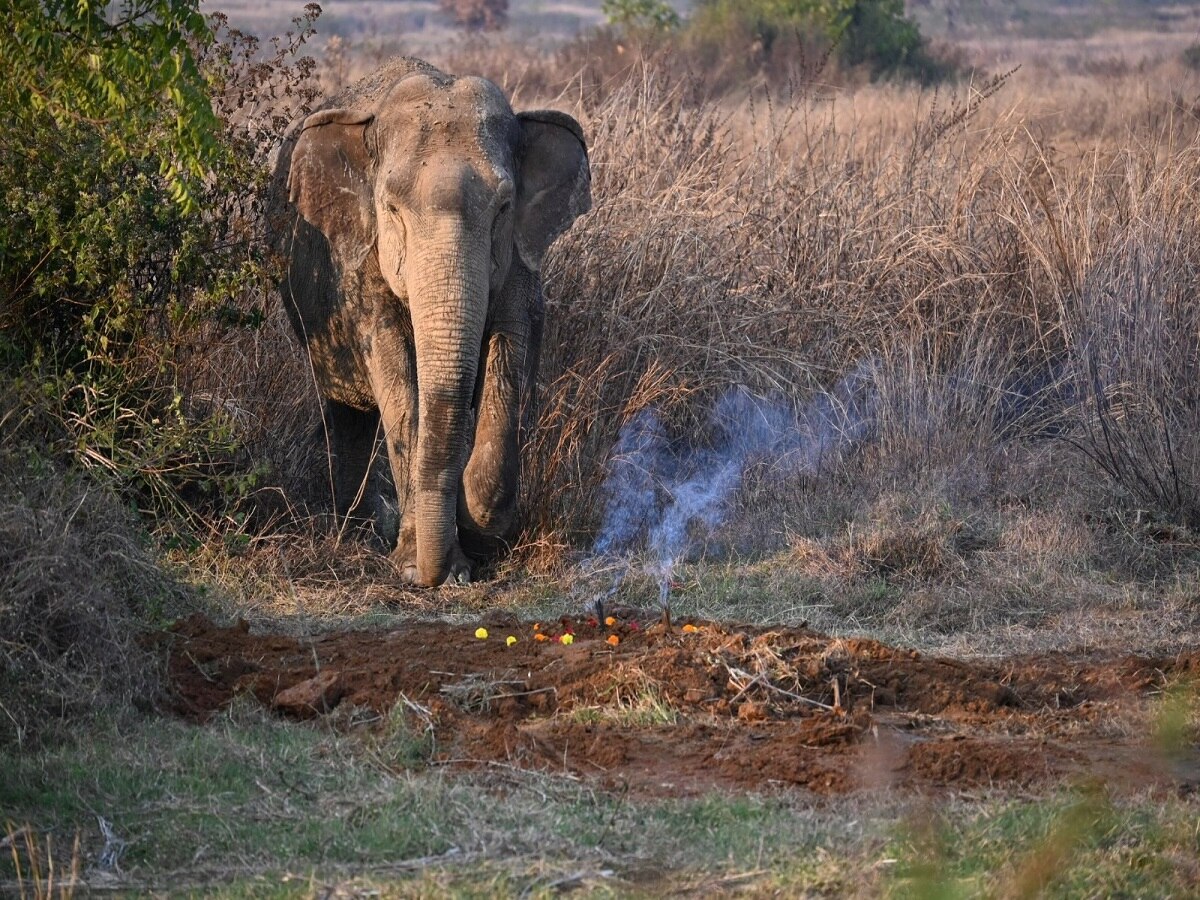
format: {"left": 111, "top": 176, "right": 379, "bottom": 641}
{"left": 161, "top": 612, "right": 1200, "bottom": 797}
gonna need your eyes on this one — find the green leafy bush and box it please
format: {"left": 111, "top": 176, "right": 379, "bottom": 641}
{"left": 0, "top": 2, "right": 320, "bottom": 528}
{"left": 689, "top": 0, "right": 952, "bottom": 82}
{"left": 2, "top": 0, "right": 221, "bottom": 211}
{"left": 602, "top": 0, "right": 682, "bottom": 34}
{"left": 839, "top": 0, "right": 936, "bottom": 79}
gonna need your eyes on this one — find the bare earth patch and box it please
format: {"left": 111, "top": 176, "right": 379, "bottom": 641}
{"left": 162, "top": 613, "right": 1200, "bottom": 798}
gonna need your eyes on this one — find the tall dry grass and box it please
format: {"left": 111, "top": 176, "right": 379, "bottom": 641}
{"left": 178, "top": 40, "right": 1200, "bottom": 612}
{"left": 499, "top": 54, "right": 1199, "bottom": 560}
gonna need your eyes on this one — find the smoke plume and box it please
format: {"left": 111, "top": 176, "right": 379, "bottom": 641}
{"left": 587, "top": 366, "right": 874, "bottom": 613}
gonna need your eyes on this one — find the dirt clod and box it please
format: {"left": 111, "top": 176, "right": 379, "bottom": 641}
{"left": 271, "top": 670, "right": 342, "bottom": 716}
{"left": 737, "top": 700, "right": 769, "bottom": 722}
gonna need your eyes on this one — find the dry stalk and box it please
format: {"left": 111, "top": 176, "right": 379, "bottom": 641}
{"left": 724, "top": 664, "right": 835, "bottom": 712}
{"left": 440, "top": 674, "right": 530, "bottom": 713}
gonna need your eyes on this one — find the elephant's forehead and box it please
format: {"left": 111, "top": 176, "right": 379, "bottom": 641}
{"left": 376, "top": 73, "right": 516, "bottom": 158}
{"left": 388, "top": 157, "right": 508, "bottom": 216}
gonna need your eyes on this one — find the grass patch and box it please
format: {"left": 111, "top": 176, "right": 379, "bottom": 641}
{"left": 4, "top": 711, "right": 1200, "bottom": 895}
{"left": 0, "top": 710, "right": 872, "bottom": 891}
{"left": 884, "top": 792, "right": 1200, "bottom": 898}
{"left": 568, "top": 675, "right": 680, "bottom": 728}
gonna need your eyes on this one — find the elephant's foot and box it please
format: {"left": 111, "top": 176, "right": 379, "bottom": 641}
{"left": 441, "top": 544, "right": 473, "bottom": 585}
{"left": 391, "top": 530, "right": 472, "bottom": 586}
{"left": 391, "top": 527, "right": 420, "bottom": 584}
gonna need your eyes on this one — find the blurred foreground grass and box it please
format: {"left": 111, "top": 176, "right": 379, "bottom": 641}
{"left": 4, "top": 703, "right": 1199, "bottom": 896}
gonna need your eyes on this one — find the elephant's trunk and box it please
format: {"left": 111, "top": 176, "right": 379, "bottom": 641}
{"left": 407, "top": 221, "right": 488, "bottom": 586}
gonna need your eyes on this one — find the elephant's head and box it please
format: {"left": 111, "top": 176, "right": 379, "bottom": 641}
{"left": 287, "top": 69, "right": 590, "bottom": 585}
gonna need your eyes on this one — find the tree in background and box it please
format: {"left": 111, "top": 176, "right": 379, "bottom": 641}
{"left": 837, "top": 0, "right": 932, "bottom": 78}
{"left": 687, "top": 0, "right": 948, "bottom": 81}
{"left": 439, "top": 0, "right": 508, "bottom": 31}
{"left": 601, "top": 0, "right": 681, "bottom": 34}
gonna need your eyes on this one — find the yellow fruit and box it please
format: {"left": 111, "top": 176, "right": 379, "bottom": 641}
{"left": 474, "top": 627, "right": 489, "bottom": 639}
{"left": 560, "top": 634, "right": 574, "bottom": 645}
{"left": 506, "top": 635, "right": 517, "bottom": 646}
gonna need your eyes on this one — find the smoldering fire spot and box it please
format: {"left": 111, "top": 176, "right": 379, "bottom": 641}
{"left": 584, "top": 368, "right": 876, "bottom": 612}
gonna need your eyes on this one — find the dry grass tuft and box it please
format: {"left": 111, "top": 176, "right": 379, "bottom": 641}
{"left": 0, "top": 425, "right": 192, "bottom": 748}
{"left": 788, "top": 495, "right": 972, "bottom": 583}
{"left": 2, "top": 822, "right": 81, "bottom": 899}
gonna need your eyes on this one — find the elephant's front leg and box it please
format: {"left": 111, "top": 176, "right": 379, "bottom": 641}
{"left": 365, "top": 326, "right": 424, "bottom": 582}
{"left": 460, "top": 276, "right": 539, "bottom": 551}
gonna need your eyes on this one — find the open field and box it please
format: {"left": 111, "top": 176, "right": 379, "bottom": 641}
{"left": 202, "top": 0, "right": 608, "bottom": 55}
{"left": 202, "top": 0, "right": 1200, "bottom": 61}
{"left": 7, "top": 1, "right": 1200, "bottom": 895}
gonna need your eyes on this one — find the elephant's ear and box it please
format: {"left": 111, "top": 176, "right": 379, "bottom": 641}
{"left": 289, "top": 108, "right": 377, "bottom": 271}
{"left": 514, "top": 110, "right": 591, "bottom": 271}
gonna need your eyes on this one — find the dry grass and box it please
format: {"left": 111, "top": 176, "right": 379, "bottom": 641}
{"left": 0, "top": 400, "right": 195, "bottom": 748}
{"left": 515, "top": 51, "right": 1200, "bottom": 557}
{"left": 155, "top": 37, "right": 1200, "bottom": 648}
{"left": 2, "top": 823, "right": 81, "bottom": 900}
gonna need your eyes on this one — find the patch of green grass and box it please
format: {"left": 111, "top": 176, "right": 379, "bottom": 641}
{"left": 368, "top": 699, "right": 438, "bottom": 769}
{"left": 1, "top": 709, "right": 461, "bottom": 875}
{"left": 4, "top": 710, "right": 1200, "bottom": 895}
{"left": 882, "top": 791, "right": 1200, "bottom": 899}
{"left": 0, "top": 709, "right": 874, "bottom": 892}
{"left": 568, "top": 681, "right": 680, "bottom": 728}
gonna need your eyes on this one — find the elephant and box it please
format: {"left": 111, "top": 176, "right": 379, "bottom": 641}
{"left": 273, "top": 57, "right": 591, "bottom": 585}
